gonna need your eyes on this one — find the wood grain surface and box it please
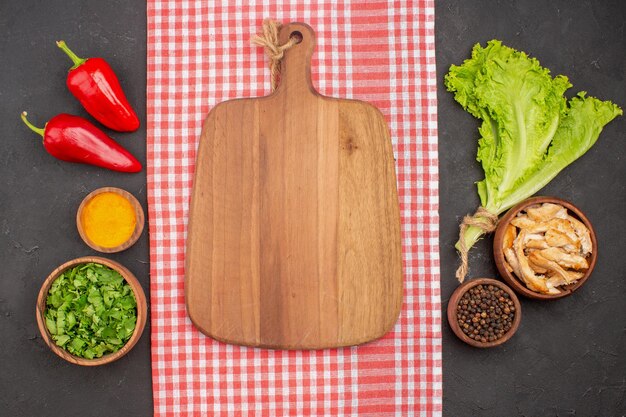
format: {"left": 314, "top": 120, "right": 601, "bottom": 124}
{"left": 185, "top": 23, "right": 402, "bottom": 349}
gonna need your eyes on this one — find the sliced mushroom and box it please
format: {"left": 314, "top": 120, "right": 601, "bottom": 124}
{"left": 526, "top": 203, "right": 568, "bottom": 222}
{"left": 536, "top": 247, "right": 589, "bottom": 271}
{"left": 514, "top": 230, "right": 549, "bottom": 293}
{"left": 567, "top": 215, "right": 592, "bottom": 255}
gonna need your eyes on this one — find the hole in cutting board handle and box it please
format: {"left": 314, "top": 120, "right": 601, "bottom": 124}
{"left": 290, "top": 31, "right": 303, "bottom": 44}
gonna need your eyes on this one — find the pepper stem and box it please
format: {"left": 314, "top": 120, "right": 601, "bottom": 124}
{"left": 56, "top": 40, "right": 87, "bottom": 69}
{"left": 20, "top": 112, "right": 45, "bottom": 137}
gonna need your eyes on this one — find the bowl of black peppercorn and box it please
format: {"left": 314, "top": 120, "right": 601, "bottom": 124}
{"left": 447, "top": 278, "right": 521, "bottom": 348}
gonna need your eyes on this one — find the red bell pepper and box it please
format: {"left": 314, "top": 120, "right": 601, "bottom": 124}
{"left": 21, "top": 111, "right": 142, "bottom": 173}
{"left": 56, "top": 41, "right": 140, "bottom": 132}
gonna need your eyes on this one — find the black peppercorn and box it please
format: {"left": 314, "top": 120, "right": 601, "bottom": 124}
{"left": 455, "top": 284, "right": 516, "bottom": 344}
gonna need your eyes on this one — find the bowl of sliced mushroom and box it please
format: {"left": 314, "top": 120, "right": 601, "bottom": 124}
{"left": 493, "top": 196, "right": 597, "bottom": 299}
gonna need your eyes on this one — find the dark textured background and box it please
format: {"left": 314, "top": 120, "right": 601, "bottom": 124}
{"left": 1, "top": 1, "right": 624, "bottom": 416}
{"left": 437, "top": 1, "right": 625, "bottom": 416}
{"left": 0, "top": 1, "right": 152, "bottom": 416}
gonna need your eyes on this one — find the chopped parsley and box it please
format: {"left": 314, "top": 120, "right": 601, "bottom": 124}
{"left": 44, "top": 262, "right": 137, "bottom": 359}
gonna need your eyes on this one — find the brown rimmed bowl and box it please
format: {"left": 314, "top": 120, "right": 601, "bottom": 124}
{"left": 76, "top": 187, "right": 145, "bottom": 253}
{"left": 493, "top": 196, "right": 598, "bottom": 300}
{"left": 447, "top": 278, "right": 522, "bottom": 348}
{"left": 36, "top": 256, "right": 147, "bottom": 366}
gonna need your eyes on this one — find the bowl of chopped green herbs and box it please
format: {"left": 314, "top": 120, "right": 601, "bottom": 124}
{"left": 36, "top": 256, "right": 147, "bottom": 366}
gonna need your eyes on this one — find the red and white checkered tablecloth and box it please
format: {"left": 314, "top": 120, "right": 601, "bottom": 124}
{"left": 147, "top": 1, "right": 441, "bottom": 415}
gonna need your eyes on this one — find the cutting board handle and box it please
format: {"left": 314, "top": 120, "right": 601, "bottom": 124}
{"left": 276, "top": 22, "right": 316, "bottom": 96}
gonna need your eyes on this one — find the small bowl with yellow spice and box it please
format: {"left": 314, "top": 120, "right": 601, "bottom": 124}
{"left": 77, "top": 187, "right": 145, "bottom": 253}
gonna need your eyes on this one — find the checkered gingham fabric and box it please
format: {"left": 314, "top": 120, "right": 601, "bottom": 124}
{"left": 147, "top": 1, "right": 441, "bottom": 415}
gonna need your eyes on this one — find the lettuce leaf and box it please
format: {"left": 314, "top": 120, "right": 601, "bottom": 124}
{"left": 445, "top": 40, "right": 622, "bottom": 254}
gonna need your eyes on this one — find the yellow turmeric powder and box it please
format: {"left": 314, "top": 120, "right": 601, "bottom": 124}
{"left": 81, "top": 192, "right": 136, "bottom": 248}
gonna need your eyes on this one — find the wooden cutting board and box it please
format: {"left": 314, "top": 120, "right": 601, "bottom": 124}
{"left": 185, "top": 22, "right": 402, "bottom": 349}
